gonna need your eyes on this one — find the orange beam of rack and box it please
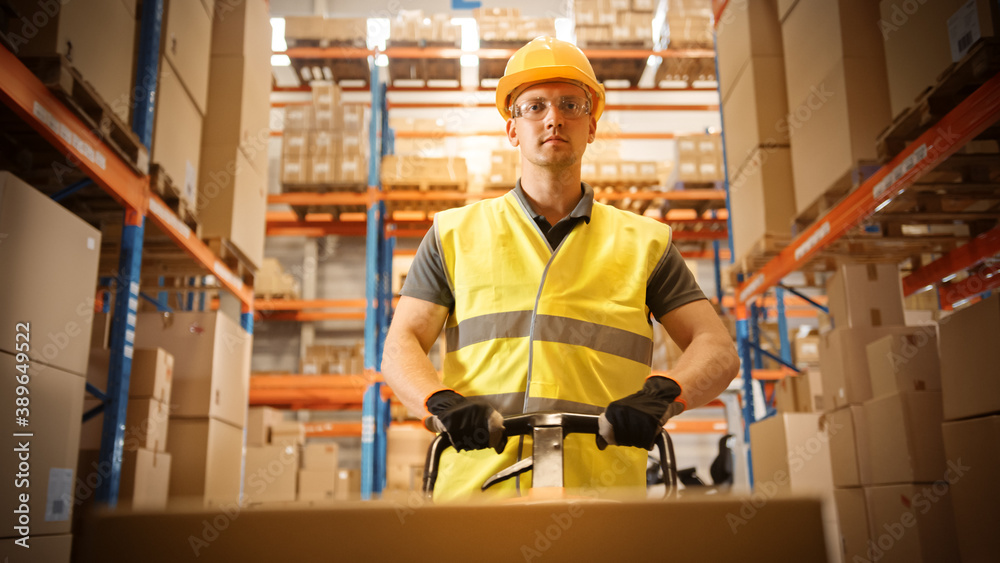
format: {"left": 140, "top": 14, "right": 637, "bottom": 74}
{"left": 664, "top": 419, "right": 729, "bottom": 434}
{"left": 0, "top": 44, "right": 148, "bottom": 212}
{"left": 249, "top": 374, "right": 393, "bottom": 410}
{"left": 304, "top": 422, "right": 364, "bottom": 437}
{"left": 281, "top": 47, "right": 375, "bottom": 58}
{"left": 386, "top": 102, "right": 719, "bottom": 112}
{"left": 254, "top": 298, "right": 367, "bottom": 311}
{"left": 260, "top": 311, "right": 366, "bottom": 321}
{"left": 901, "top": 224, "right": 1000, "bottom": 296}
{"left": 720, "top": 295, "right": 827, "bottom": 309}
{"left": 752, "top": 369, "right": 798, "bottom": 381}
{"left": 736, "top": 71, "right": 1000, "bottom": 305}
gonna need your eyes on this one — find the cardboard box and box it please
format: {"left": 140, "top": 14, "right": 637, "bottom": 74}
{"left": 283, "top": 15, "right": 324, "bottom": 39}
{"left": 865, "top": 329, "right": 941, "bottom": 399}
{"left": 728, "top": 147, "right": 796, "bottom": 262}
{"left": 244, "top": 445, "right": 299, "bottom": 504}
{"left": 793, "top": 368, "right": 824, "bottom": 412}
{"left": 282, "top": 154, "right": 309, "bottom": 184}
{"left": 247, "top": 406, "right": 285, "bottom": 447}
{"left": 284, "top": 105, "right": 314, "bottom": 130}
{"left": 302, "top": 443, "right": 339, "bottom": 471}
{"left": 819, "top": 326, "right": 921, "bottom": 408}
{"left": 865, "top": 484, "right": 959, "bottom": 563}
{"left": 86, "top": 347, "right": 174, "bottom": 404}
{"left": 198, "top": 146, "right": 268, "bottom": 269}
{"left": 153, "top": 60, "right": 204, "bottom": 207}
{"left": 0, "top": 172, "right": 101, "bottom": 377}
{"left": 826, "top": 263, "right": 906, "bottom": 329}
{"left": 166, "top": 417, "right": 243, "bottom": 508}
{"left": 282, "top": 130, "right": 310, "bottom": 157}
{"left": 749, "top": 413, "right": 833, "bottom": 494}
{"left": 794, "top": 334, "right": 821, "bottom": 365}
{"left": 335, "top": 468, "right": 361, "bottom": 501}
{"left": 210, "top": 0, "right": 272, "bottom": 60}
{"left": 77, "top": 448, "right": 171, "bottom": 511}
{"left": 863, "top": 392, "right": 946, "bottom": 485}
{"left": 161, "top": 0, "right": 213, "bottom": 114}
{"left": 0, "top": 533, "right": 71, "bottom": 561}
{"left": 777, "top": 0, "right": 799, "bottom": 20}
{"left": 716, "top": 0, "right": 785, "bottom": 99}
{"left": 311, "top": 131, "right": 339, "bottom": 158}
{"left": 941, "top": 415, "right": 1000, "bottom": 562}
{"left": 339, "top": 156, "right": 367, "bottom": 184}
{"left": 80, "top": 398, "right": 170, "bottom": 452}
{"left": 823, "top": 405, "right": 872, "bottom": 487}
{"left": 721, "top": 56, "right": 789, "bottom": 176}
{"left": 272, "top": 421, "right": 305, "bottom": 446}
{"left": 341, "top": 105, "right": 366, "bottom": 131}
{"left": 298, "top": 469, "right": 338, "bottom": 502}
{"left": 202, "top": 54, "right": 273, "bottom": 177}
{"left": 1, "top": 352, "right": 84, "bottom": 537}
{"left": 309, "top": 155, "right": 338, "bottom": 184}
{"left": 834, "top": 487, "right": 871, "bottom": 563}
{"left": 880, "top": 0, "right": 998, "bottom": 118}
{"left": 5, "top": 0, "right": 137, "bottom": 123}
{"left": 133, "top": 312, "right": 252, "bottom": 428}
{"left": 938, "top": 293, "right": 1000, "bottom": 420}
{"left": 314, "top": 106, "right": 337, "bottom": 130}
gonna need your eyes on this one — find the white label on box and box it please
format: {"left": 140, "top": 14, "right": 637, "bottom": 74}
{"left": 148, "top": 197, "right": 193, "bottom": 239}
{"left": 286, "top": 163, "right": 301, "bottom": 173}
{"left": 343, "top": 161, "right": 357, "bottom": 173}
{"left": 318, "top": 95, "right": 333, "bottom": 105}
{"left": 680, "top": 162, "right": 697, "bottom": 173}
{"left": 289, "top": 136, "right": 305, "bottom": 147}
{"left": 948, "top": 0, "right": 981, "bottom": 61}
{"left": 33, "top": 101, "right": 106, "bottom": 170}
{"left": 87, "top": 237, "right": 95, "bottom": 250}
{"left": 44, "top": 468, "right": 73, "bottom": 522}
{"left": 314, "top": 163, "right": 330, "bottom": 174}
{"left": 185, "top": 161, "right": 197, "bottom": 204}
{"left": 214, "top": 261, "right": 245, "bottom": 291}
{"left": 698, "top": 141, "right": 716, "bottom": 153}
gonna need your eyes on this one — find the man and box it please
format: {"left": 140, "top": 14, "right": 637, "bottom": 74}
{"left": 382, "top": 37, "right": 739, "bottom": 501}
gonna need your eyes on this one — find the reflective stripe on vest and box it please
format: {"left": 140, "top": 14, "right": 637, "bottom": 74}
{"left": 431, "top": 190, "right": 673, "bottom": 501}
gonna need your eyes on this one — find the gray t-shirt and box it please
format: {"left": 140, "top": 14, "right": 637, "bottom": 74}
{"left": 401, "top": 182, "right": 706, "bottom": 320}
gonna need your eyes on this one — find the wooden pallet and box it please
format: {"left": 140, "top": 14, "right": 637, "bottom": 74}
{"left": 286, "top": 37, "right": 367, "bottom": 49}
{"left": 205, "top": 237, "right": 257, "bottom": 286}
{"left": 876, "top": 39, "right": 1000, "bottom": 162}
{"left": 578, "top": 39, "right": 655, "bottom": 50}
{"left": 149, "top": 164, "right": 200, "bottom": 238}
{"left": 386, "top": 41, "right": 462, "bottom": 86}
{"left": 382, "top": 180, "right": 466, "bottom": 192}
{"left": 655, "top": 56, "right": 716, "bottom": 86}
{"left": 590, "top": 56, "right": 648, "bottom": 87}
{"left": 20, "top": 55, "right": 149, "bottom": 175}
{"left": 478, "top": 40, "right": 525, "bottom": 84}
{"left": 791, "top": 162, "right": 881, "bottom": 235}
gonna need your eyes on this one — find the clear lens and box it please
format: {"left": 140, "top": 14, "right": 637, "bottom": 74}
{"left": 513, "top": 96, "right": 590, "bottom": 120}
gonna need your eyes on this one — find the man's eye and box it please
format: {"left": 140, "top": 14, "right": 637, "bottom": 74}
{"left": 526, "top": 103, "right": 543, "bottom": 112}
{"left": 563, "top": 101, "right": 579, "bottom": 111}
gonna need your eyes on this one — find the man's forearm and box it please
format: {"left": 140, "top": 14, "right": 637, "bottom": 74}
{"left": 381, "top": 331, "right": 448, "bottom": 419}
{"left": 665, "top": 332, "right": 739, "bottom": 409}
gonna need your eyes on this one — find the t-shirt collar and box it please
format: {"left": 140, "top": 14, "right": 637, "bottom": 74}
{"left": 512, "top": 179, "right": 594, "bottom": 224}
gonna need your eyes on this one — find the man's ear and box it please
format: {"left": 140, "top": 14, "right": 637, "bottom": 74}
{"left": 588, "top": 117, "right": 597, "bottom": 144}
{"left": 506, "top": 118, "right": 519, "bottom": 147}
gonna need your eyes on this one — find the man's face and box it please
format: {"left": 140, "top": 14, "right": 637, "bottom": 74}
{"left": 505, "top": 82, "right": 597, "bottom": 170}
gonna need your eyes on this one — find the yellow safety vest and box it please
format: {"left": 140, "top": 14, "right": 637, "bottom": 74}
{"left": 431, "top": 191, "right": 674, "bottom": 501}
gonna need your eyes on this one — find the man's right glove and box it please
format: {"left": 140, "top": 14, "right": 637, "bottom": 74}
{"left": 597, "top": 376, "right": 685, "bottom": 450}
{"left": 424, "top": 390, "right": 507, "bottom": 453}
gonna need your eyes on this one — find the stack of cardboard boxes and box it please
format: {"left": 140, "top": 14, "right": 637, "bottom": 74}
{"left": 581, "top": 160, "right": 661, "bottom": 186}
{"left": 389, "top": 11, "right": 461, "bottom": 44}
{"left": 244, "top": 408, "right": 301, "bottom": 504}
{"left": 665, "top": 0, "right": 714, "bottom": 48}
{"left": 938, "top": 294, "right": 1000, "bottom": 561}
{"left": 282, "top": 83, "right": 369, "bottom": 186}
{"left": 818, "top": 263, "right": 958, "bottom": 562}
{"left": 0, "top": 172, "right": 102, "bottom": 560}
{"left": 255, "top": 258, "right": 302, "bottom": 300}
{"left": 487, "top": 150, "right": 520, "bottom": 188}
{"left": 385, "top": 424, "right": 435, "bottom": 493}
{"left": 132, "top": 311, "right": 252, "bottom": 508}
{"left": 298, "top": 443, "right": 340, "bottom": 502}
{"left": 198, "top": 0, "right": 272, "bottom": 271}
{"left": 474, "top": 8, "right": 557, "bottom": 41}
{"left": 151, "top": 0, "right": 214, "bottom": 214}
{"left": 300, "top": 343, "right": 365, "bottom": 375}
{"left": 674, "top": 133, "right": 724, "bottom": 184}
{"left": 773, "top": 329, "right": 823, "bottom": 414}
{"left": 779, "top": 0, "right": 891, "bottom": 216}
{"left": 716, "top": 0, "right": 797, "bottom": 264}
{"left": 80, "top": 348, "right": 174, "bottom": 511}
{"left": 283, "top": 16, "right": 367, "bottom": 46}
{"left": 575, "top": 0, "right": 656, "bottom": 46}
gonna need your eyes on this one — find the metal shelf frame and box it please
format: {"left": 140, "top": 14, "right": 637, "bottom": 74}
{"left": 0, "top": 0, "right": 255, "bottom": 506}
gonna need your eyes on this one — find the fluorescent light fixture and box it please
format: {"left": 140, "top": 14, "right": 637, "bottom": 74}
{"left": 271, "top": 54, "right": 291, "bottom": 67}
{"left": 461, "top": 54, "right": 479, "bottom": 67}
{"left": 951, "top": 297, "right": 972, "bottom": 308}
{"left": 555, "top": 18, "right": 573, "bottom": 42}
{"left": 942, "top": 273, "right": 958, "bottom": 283}
{"left": 368, "top": 18, "right": 389, "bottom": 50}
{"left": 874, "top": 199, "right": 892, "bottom": 213}
{"left": 376, "top": 54, "right": 388, "bottom": 67}
{"left": 455, "top": 18, "right": 478, "bottom": 51}
{"left": 271, "top": 18, "right": 287, "bottom": 52}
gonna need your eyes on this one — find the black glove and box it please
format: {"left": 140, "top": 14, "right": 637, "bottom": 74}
{"left": 425, "top": 390, "right": 507, "bottom": 453}
{"left": 598, "top": 376, "right": 684, "bottom": 450}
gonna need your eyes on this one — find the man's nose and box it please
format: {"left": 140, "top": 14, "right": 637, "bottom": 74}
{"left": 542, "top": 105, "right": 564, "bottom": 127}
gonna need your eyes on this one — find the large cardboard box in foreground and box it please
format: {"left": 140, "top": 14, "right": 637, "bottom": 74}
{"left": 166, "top": 417, "right": 243, "bottom": 508}
{"left": 5, "top": 0, "right": 137, "bottom": 123}
{"left": 937, "top": 293, "right": 1000, "bottom": 420}
{"left": 0, "top": 172, "right": 101, "bottom": 377}
{"left": 134, "top": 311, "right": 252, "bottom": 428}
{"left": 0, "top": 352, "right": 84, "bottom": 538}
{"left": 0, "top": 532, "right": 71, "bottom": 562}
{"left": 941, "top": 415, "right": 1000, "bottom": 562}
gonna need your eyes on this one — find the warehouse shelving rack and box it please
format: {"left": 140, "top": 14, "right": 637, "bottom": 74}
{"left": 0, "top": 0, "right": 255, "bottom": 506}
{"left": 729, "top": 67, "right": 1000, "bottom": 485}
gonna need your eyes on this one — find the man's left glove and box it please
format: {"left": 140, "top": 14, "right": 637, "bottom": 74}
{"left": 597, "top": 376, "right": 685, "bottom": 450}
{"left": 425, "top": 390, "right": 507, "bottom": 454}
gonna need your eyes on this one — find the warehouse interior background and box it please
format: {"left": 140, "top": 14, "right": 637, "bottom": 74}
{"left": 0, "top": 0, "right": 998, "bottom": 560}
